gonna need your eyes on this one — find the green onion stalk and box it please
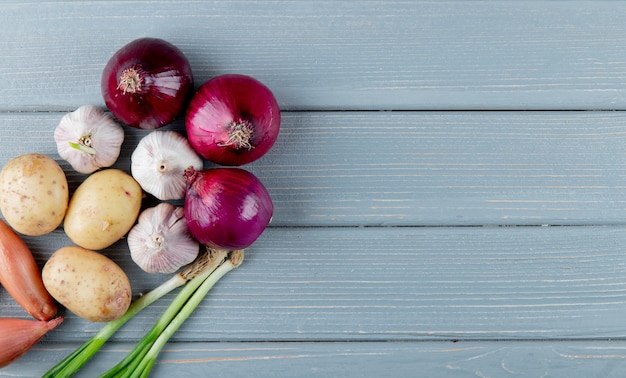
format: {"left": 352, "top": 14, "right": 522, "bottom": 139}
{"left": 42, "top": 248, "right": 229, "bottom": 378}
{"left": 100, "top": 250, "right": 244, "bottom": 378}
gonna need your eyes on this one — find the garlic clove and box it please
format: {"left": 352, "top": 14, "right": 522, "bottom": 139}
{"left": 54, "top": 105, "right": 125, "bottom": 174}
{"left": 131, "top": 130, "right": 203, "bottom": 201}
{"left": 127, "top": 203, "right": 200, "bottom": 274}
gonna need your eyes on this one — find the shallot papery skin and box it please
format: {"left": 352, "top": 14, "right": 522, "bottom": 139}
{"left": 0, "top": 317, "right": 63, "bottom": 368}
{"left": 0, "top": 219, "right": 57, "bottom": 321}
{"left": 184, "top": 167, "right": 274, "bottom": 250}
{"left": 186, "top": 74, "right": 281, "bottom": 166}
{"left": 101, "top": 38, "right": 194, "bottom": 130}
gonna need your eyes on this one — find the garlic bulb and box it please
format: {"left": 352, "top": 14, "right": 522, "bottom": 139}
{"left": 131, "top": 130, "right": 203, "bottom": 200}
{"left": 127, "top": 203, "right": 200, "bottom": 274}
{"left": 54, "top": 105, "right": 125, "bottom": 174}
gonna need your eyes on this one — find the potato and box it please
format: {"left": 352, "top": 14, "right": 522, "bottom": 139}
{"left": 0, "top": 153, "right": 68, "bottom": 236}
{"left": 42, "top": 246, "right": 132, "bottom": 322}
{"left": 64, "top": 169, "right": 142, "bottom": 250}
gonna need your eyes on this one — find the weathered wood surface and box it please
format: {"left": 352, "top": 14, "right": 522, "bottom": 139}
{"left": 2, "top": 1, "right": 626, "bottom": 111}
{"left": 2, "top": 1, "right": 626, "bottom": 377}
{"left": 2, "top": 111, "right": 626, "bottom": 227}
{"left": 6, "top": 340, "right": 626, "bottom": 377}
{"left": 4, "top": 226, "right": 626, "bottom": 343}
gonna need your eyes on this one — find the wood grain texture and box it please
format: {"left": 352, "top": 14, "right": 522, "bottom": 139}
{"left": 3, "top": 226, "right": 626, "bottom": 344}
{"left": 2, "top": 1, "right": 626, "bottom": 377}
{"left": 5, "top": 340, "right": 626, "bottom": 377}
{"left": 1, "top": 1, "right": 626, "bottom": 110}
{"left": 1, "top": 111, "right": 625, "bottom": 227}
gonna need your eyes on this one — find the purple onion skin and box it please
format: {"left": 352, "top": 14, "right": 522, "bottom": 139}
{"left": 184, "top": 167, "right": 274, "bottom": 250}
{"left": 186, "top": 74, "right": 280, "bottom": 166}
{"left": 101, "top": 38, "right": 194, "bottom": 130}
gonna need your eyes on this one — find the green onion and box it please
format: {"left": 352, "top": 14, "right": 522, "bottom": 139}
{"left": 42, "top": 248, "right": 228, "bottom": 378}
{"left": 100, "top": 250, "right": 244, "bottom": 378}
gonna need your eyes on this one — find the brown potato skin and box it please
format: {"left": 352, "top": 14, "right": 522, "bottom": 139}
{"left": 42, "top": 246, "right": 132, "bottom": 322}
{"left": 0, "top": 219, "right": 57, "bottom": 321}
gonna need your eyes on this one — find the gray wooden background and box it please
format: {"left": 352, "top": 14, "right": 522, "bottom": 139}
{"left": 2, "top": 1, "right": 626, "bottom": 377}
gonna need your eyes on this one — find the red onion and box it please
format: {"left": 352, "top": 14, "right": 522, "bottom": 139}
{"left": 184, "top": 167, "right": 273, "bottom": 250}
{"left": 101, "top": 38, "right": 194, "bottom": 130}
{"left": 186, "top": 74, "right": 280, "bottom": 166}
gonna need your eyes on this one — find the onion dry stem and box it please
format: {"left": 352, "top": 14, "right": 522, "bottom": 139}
{"left": 117, "top": 68, "right": 143, "bottom": 94}
{"left": 220, "top": 121, "right": 255, "bottom": 150}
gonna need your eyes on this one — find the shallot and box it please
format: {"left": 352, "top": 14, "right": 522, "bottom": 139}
{"left": 0, "top": 317, "right": 63, "bottom": 368}
{"left": 0, "top": 219, "right": 57, "bottom": 321}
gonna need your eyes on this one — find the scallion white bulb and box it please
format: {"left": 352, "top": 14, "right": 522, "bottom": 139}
{"left": 54, "top": 105, "right": 125, "bottom": 174}
{"left": 131, "top": 130, "right": 203, "bottom": 200}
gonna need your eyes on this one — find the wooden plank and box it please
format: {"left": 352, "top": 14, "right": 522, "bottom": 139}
{"left": 7, "top": 340, "right": 626, "bottom": 377}
{"left": 3, "top": 226, "right": 626, "bottom": 343}
{"left": 1, "top": 111, "right": 626, "bottom": 227}
{"left": 3, "top": 1, "right": 626, "bottom": 376}
{"left": 1, "top": 1, "right": 626, "bottom": 111}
